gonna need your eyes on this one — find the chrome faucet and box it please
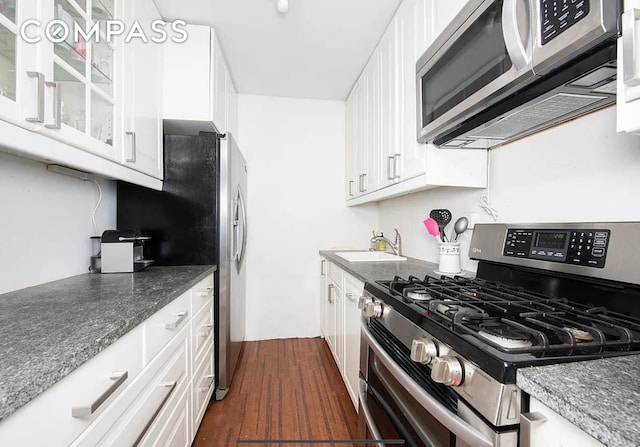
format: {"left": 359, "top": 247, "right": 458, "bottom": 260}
{"left": 370, "top": 229, "right": 402, "bottom": 256}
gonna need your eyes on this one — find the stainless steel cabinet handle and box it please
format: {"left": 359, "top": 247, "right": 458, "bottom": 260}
{"left": 387, "top": 156, "right": 395, "bottom": 180}
{"left": 623, "top": 8, "right": 640, "bottom": 87}
{"left": 125, "top": 131, "right": 137, "bottom": 162}
{"left": 199, "top": 323, "right": 213, "bottom": 338}
{"left": 362, "top": 173, "right": 368, "bottom": 192}
{"left": 327, "top": 284, "right": 334, "bottom": 304}
{"left": 320, "top": 259, "right": 326, "bottom": 275}
{"left": 501, "top": 0, "right": 531, "bottom": 71}
{"left": 520, "top": 412, "right": 548, "bottom": 447}
{"left": 198, "top": 375, "right": 215, "bottom": 393}
{"left": 71, "top": 371, "right": 128, "bottom": 418}
{"left": 26, "top": 71, "right": 45, "bottom": 124}
{"left": 165, "top": 311, "right": 188, "bottom": 330}
{"left": 358, "top": 174, "right": 363, "bottom": 192}
{"left": 132, "top": 381, "right": 177, "bottom": 446}
{"left": 394, "top": 153, "right": 401, "bottom": 179}
{"left": 348, "top": 180, "right": 355, "bottom": 197}
{"left": 44, "top": 81, "right": 62, "bottom": 129}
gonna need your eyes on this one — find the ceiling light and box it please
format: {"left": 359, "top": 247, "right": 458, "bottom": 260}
{"left": 276, "top": 0, "right": 288, "bottom": 14}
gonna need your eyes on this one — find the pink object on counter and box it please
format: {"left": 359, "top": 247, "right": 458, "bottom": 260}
{"left": 423, "top": 217, "right": 443, "bottom": 243}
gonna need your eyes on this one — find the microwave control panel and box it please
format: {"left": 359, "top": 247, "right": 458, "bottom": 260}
{"left": 503, "top": 228, "right": 609, "bottom": 268}
{"left": 540, "top": 0, "right": 590, "bottom": 45}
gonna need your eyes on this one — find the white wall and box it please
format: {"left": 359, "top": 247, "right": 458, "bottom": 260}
{"left": 0, "top": 151, "right": 116, "bottom": 294}
{"left": 238, "top": 94, "right": 379, "bottom": 341}
{"left": 378, "top": 107, "right": 640, "bottom": 271}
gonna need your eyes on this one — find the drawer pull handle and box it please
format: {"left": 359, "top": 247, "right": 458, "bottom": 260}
{"left": 198, "top": 375, "right": 214, "bottom": 393}
{"left": 165, "top": 311, "right": 188, "bottom": 330}
{"left": 71, "top": 371, "right": 128, "bottom": 418}
{"left": 195, "top": 290, "right": 212, "bottom": 297}
{"left": 132, "top": 381, "right": 177, "bottom": 446}
{"left": 199, "top": 323, "right": 213, "bottom": 338}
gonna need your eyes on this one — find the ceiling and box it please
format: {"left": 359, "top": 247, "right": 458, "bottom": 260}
{"left": 153, "top": 0, "right": 402, "bottom": 101}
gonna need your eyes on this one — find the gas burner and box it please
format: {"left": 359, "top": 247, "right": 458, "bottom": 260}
{"left": 477, "top": 322, "right": 533, "bottom": 349}
{"left": 404, "top": 289, "right": 433, "bottom": 301}
{"left": 564, "top": 327, "right": 594, "bottom": 342}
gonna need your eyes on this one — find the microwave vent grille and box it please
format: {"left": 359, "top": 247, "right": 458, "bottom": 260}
{"left": 467, "top": 93, "right": 606, "bottom": 140}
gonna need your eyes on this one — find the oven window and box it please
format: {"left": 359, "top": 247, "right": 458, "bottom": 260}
{"left": 421, "top": 0, "right": 513, "bottom": 127}
{"left": 365, "top": 352, "right": 455, "bottom": 447}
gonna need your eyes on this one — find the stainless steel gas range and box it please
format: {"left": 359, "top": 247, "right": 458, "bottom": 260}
{"left": 358, "top": 222, "right": 640, "bottom": 447}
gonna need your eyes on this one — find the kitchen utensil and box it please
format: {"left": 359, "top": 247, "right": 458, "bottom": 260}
{"left": 430, "top": 209, "right": 452, "bottom": 242}
{"left": 423, "top": 217, "right": 442, "bottom": 243}
{"left": 452, "top": 217, "right": 469, "bottom": 241}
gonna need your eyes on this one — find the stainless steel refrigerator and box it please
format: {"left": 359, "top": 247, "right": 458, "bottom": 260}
{"left": 117, "top": 132, "right": 247, "bottom": 400}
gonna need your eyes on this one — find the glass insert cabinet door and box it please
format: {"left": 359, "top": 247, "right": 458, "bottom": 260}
{"left": 0, "top": 0, "right": 18, "bottom": 117}
{"left": 46, "top": 0, "right": 115, "bottom": 150}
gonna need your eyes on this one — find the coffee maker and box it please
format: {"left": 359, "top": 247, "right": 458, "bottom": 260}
{"left": 91, "top": 230, "right": 154, "bottom": 273}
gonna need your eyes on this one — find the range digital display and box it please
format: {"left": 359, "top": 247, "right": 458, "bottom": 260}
{"left": 534, "top": 232, "right": 568, "bottom": 250}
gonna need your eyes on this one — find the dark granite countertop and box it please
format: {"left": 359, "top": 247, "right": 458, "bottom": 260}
{"left": 319, "top": 249, "right": 465, "bottom": 283}
{"left": 517, "top": 356, "right": 640, "bottom": 447}
{"left": 0, "top": 265, "right": 216, "bottom": 422}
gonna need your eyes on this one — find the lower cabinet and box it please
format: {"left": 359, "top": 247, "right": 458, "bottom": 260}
{"left": 320, "top": 258, "right": 363, "bottom": 411}
{"left": 0, "top": 274, "right": 215, "bottom": 446}
{"left": 525, "top": 397, "right": 605, "bottom": 447}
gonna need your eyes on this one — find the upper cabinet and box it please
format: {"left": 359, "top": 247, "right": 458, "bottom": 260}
{"left": 0, "top": 0, "right": 164, "bottom": 187}
{"left": 163, "top": 24, "right": 238, "bottom": 138}
{"left": 119, "top": 0, "right": 163, "bottom": 179}
{"left": 617, "top": 0, "right": 640, "bottom": 135}
{"left": 345, "top": 0, "right": 486, "bottom": 206}
{"left": 30, "top": 0, "right": 118, "bottom": 160}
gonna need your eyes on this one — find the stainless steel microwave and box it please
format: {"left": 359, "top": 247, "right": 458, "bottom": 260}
{"left": 417, "top": 0, "right": 623, "bottom": 149}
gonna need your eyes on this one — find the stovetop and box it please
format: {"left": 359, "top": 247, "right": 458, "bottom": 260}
{"left": 365, "top": 273, "right": 640, "bottom": 383}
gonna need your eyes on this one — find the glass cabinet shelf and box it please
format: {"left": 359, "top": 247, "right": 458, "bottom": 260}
{"left": 0, "top": 0, "right": 17, "bottom": 23}
{"left": 0, "top": 21, "right": 16, "bottom": 101}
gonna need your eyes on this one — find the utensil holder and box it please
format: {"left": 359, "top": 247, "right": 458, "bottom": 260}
{"left": 438, "top": 242, "right": 461, "bottom": 274}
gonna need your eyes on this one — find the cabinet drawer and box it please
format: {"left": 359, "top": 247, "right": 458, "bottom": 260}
{"left": 191, "top": 274, "right": 214, "bottom": 315}
{"left": 191, "top": 301, "right": 214, "bottom": 362}
{"left": 142, "top": 387, "right": 190, "bottom": 447}
{"left": 0, "top": 325, "right": 143, "bottom": 447}
{"left": 143, "top": 290, "right": 191, "bottom": 364}
{"left": 327, "top": 262, "right": 343, "bottom": 286}
{"left": 192, "top": 340, "right": 215, "bottom": 431}
{"left": 92, "top": 327, "right": 189, "bottom": 446}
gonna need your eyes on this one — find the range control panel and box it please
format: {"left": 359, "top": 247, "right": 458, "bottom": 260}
{"left": 540, "top": 0, "right": 590, "bottom": 45}
{"left": 503, "top": 228, "right": 609, "bottom": 268}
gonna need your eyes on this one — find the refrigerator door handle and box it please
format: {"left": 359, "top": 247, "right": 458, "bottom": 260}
{"left": 235, "top": 186, "right": 247, "bottom": 270}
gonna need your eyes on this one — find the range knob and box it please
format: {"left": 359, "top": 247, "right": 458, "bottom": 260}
{"left": 365, "top": 301, "right": 384, "bottom": 318}
{"left": 430, "top": 356, "right": 464, "bottom": 386}
{"left": 410, "top": 339, "right": 438, "bottom": 365}
{"left": 358, "top": 296, "right": 373, "bottom": 310}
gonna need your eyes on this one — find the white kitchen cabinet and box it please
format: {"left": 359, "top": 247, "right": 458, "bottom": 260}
{"left": 163, "top": 24, "right": 238, "bottom": 136}
{"left": 0, "top": 0, "right": 39, "bottom": 128}
{"left": 0, "top": 273, "right": 216, "bottom": 447}
{"left": 379, "top": 17, "right": 401, "bottom": 189}
{"left": 345, "top": 0, "right": 486, "bottom": 206}
{"left": 343, "top": 275, "right": 363, "bottom": 411}
{"left": 119, "top": 0, "right": 163, "bottom": 179}
{"left": 320, "top": 258, "right": 363, "bottom": 411}
{"left": 0, "top": 0, "right": 164, "bottom": 189}
{"left": 33, "top": 0, "right": 119, "bottom": 161}
{"left": 524, "top": 397, "right": 605, "bottom": 447}
{"left": 617, "top": 0, "right": 640, "bottom": 135}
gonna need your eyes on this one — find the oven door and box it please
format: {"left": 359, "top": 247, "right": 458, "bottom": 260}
{"left": 416, "top": 0, "right": 535, "bottom": 145}
{"left": 359, "top": 321, "right": 517, "bottom": 447}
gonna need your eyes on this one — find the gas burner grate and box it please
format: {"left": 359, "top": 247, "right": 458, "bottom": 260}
{"left": 374, "top": 275, "right": 640, "bottom": 356}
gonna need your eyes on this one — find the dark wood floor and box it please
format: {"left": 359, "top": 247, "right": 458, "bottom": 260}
{"left": 193, "top": 338, "right": 359, "bottom": 447}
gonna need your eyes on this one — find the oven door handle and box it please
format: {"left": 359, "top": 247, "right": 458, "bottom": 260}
{"left": 361, "top": 322, "right": 494, "bottom": 447}
{"left": 357, "top": 379, "right": 386, "bottom": 447}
